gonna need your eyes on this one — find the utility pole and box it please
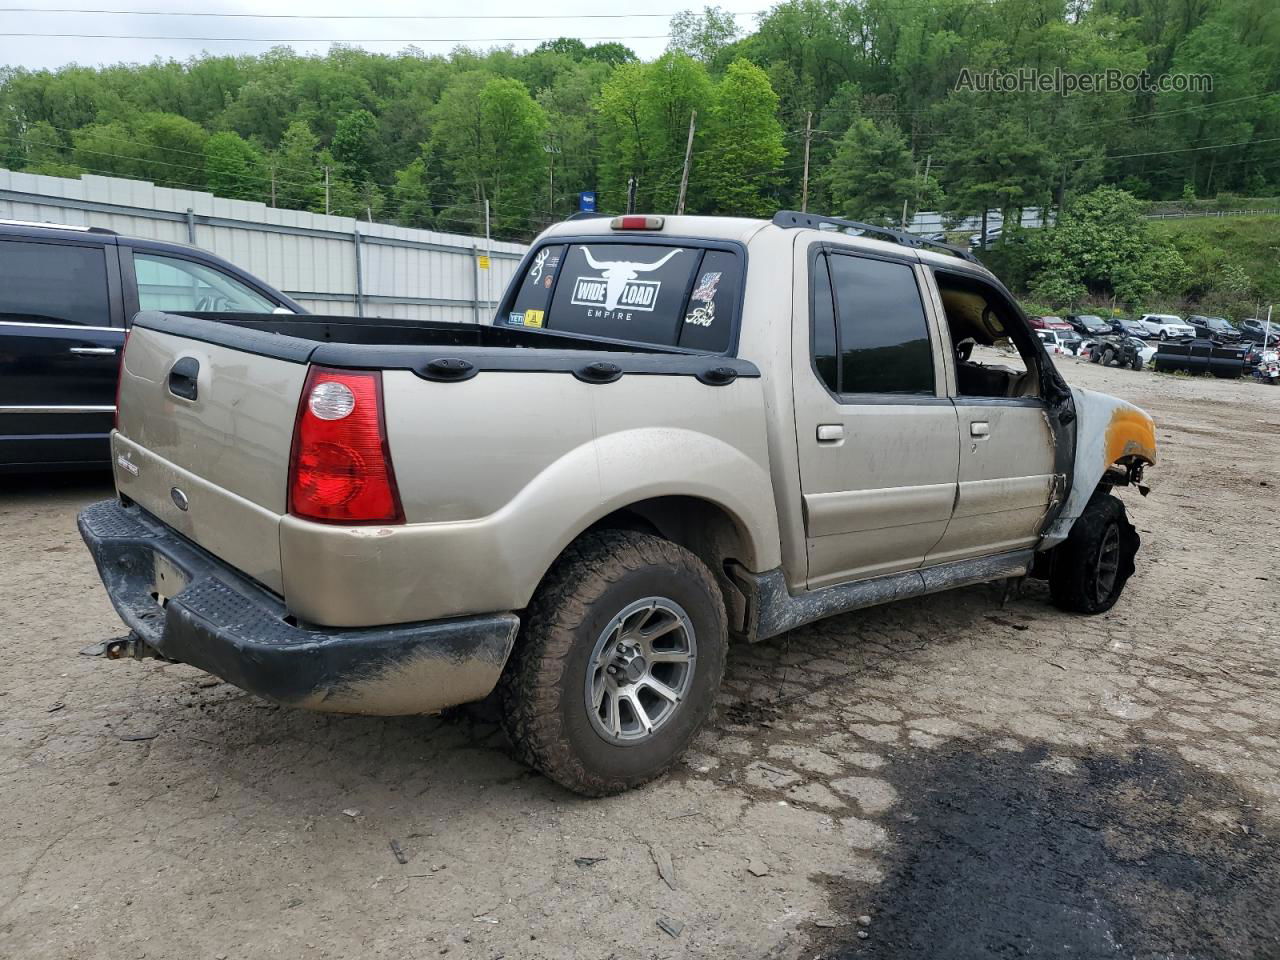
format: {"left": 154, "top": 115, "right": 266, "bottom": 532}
{"left": 269, "top": 161, "right": 277, "bottom": 208}
{"left": 484, "top": 198, "right": 491, "bottom": 307}
{"left": 801, "top": 111, "right": 813, "bottom": 213}
{"left": 626, "top": 175, "right": 637, "bottom": 214}
{"left": 676, "top": 109, "right": 697, "bottom": 215}
{"left": 324, "top": 165, "right": 331, "bottom": 216}
{"left": 543, "top": 142, "right": 561, "bottom": 220}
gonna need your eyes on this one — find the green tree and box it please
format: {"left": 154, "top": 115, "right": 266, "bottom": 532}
{"left": 430, "top": 73, "right": 547, "bottom": 234}
{"left": 668, "top": 6, "right": 741, "bottom": 65}
{"left": 1029, "top": 186, "right": 1189, "bottom": 306}
{"left": 822, "top": 118, "right": 921, "bottom": 224}
{"left": 596, "top": 53, "right": 713, "bottom": 213}
{"left": 331, "top": 108, "right": 379, "bottom": 182}
{"left": 390, "top": 158, "right": 433, "bottom": 228}
{"left": 14, "top": 120, "right": 83, "bottom": 177}
{"left": 203, "top": 131, "right": 265, "bottom": 201}
{"left": 272, "top": 120, "right": 324, "bottom": 211}
{"left": 699, "top": 59, "right": 786, "bottom": 216}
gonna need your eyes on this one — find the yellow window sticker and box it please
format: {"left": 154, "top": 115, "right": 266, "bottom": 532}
{"left": 523, "top": 309, "right": 544, "bottom": 328}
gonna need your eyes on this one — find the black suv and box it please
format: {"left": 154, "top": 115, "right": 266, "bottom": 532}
{"left": 1237, "top": 318, "right": 1270, "bottom": 343}
{"left": 1, "top": 220, "right": 302, "bottom": 471}
{"left": 1187, "top": 315, "right": 1242, "bottom": 343}
{"left": 1065, "top": 313, "right": 1112, "bottom": 337}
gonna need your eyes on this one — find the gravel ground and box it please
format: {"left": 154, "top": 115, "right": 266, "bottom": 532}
{"left": 2, "top": 357, "right": 1278, "bottom": 960}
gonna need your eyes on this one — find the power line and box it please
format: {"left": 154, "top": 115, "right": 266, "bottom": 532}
{"left": 0, "top": 31, "right": 673, "bottom": 43}
{"left": 0, "top": 6, "right": 764, "bottom": 18}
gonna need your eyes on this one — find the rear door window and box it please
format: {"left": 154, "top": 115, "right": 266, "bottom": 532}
{"left": 828, "top": 253, "right": 935, "bottom": 395}
{"left": 502, "top": 241, "right": 738, "bottom": 352}
{"left": 0, "top": 239, "right": 111, "bottom": 326}
{"left": 134, "top": 253, "right": 277, "bottom": 313}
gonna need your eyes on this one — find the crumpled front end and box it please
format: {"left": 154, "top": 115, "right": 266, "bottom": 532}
{"left": 1040, "top": 387, "right": 1156, "bottom": 548}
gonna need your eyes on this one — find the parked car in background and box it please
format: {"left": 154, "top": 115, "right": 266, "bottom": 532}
{"left": 1110, "top": 318, "right": 1149, "bottom": 338}
{"left": 968, "top": 226, "right": 1002, "bottom": 247}
{"left": 1187, "top": 315, "right": 1242, "bottom": 343}
{"left": 1037, "top": 328, "right": 1084, "bottom": 355}
{"left": 1237, "top": 318, "right": 1271, "bottom": 343}
{"left": 1139, "top": 313, "right": 1196, "bottom": 340}
{"left": 79, "top": 210, "right": 1158, "bottom": 795}
{"left": 1031, "top": 315, "right": 1075, "bottom": 332}
{"left": 1066, "top": 314, "right": 1112, "bottom": 337}
{"left": 0, "top": 220, "right": 302, "bottom": 472}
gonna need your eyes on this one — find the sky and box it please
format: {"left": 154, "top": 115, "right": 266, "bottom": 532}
{"left": 0, "top": 1, "right": 762, "bottom": 71}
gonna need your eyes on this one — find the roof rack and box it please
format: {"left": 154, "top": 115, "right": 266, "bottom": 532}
{"left": 771, "top": 210, "right": 980, "bottom": 264}
{"left": 0, "top": 218, "right": 117, "bottom": 235}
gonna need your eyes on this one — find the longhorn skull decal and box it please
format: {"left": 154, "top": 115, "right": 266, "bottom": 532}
{"left": 578, "top": 246, "right": 684, "bottom": 312}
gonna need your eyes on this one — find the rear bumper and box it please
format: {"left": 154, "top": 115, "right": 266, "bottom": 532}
{"left": 78, "top": 499, "right": 520, "bottom": 716}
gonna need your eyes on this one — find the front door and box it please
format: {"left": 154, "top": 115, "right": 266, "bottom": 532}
{"left": 926, "top": 271, "right": 1059, "bottom": 564}
{"left": 0, "top": 237, "right": 124, "bottom": 468}
{"left": 792, "top": 245, "right": 960, "bottom": 588}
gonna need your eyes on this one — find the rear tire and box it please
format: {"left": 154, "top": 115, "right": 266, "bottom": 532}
{"left": 1049, "top": 492, "right": 1139, "bottom": 614}
{"left": 499, "top": 530, "right": 727, "bottom": 796}
{"left": 1131, "top": 356, "right": 1144, "bottom": 371}
{"left": 1102, "top": 348, "right": 1115, "bottom": 366}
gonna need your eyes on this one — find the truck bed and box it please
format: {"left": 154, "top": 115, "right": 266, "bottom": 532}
{"left": 109, "top": 310, "right": 771, "bottom": 627}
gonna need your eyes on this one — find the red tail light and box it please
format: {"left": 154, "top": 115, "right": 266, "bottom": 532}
{"left": 288, "top": 367, "right": 404, "bottom": 524}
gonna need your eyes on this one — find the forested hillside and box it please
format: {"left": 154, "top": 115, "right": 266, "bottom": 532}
{"left": 1, "top": 0, "right": 1276, "bottom": 307}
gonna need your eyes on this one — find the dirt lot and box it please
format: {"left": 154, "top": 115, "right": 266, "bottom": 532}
{"left": 3, "top": 358, "right": 1279, "bottom": 960}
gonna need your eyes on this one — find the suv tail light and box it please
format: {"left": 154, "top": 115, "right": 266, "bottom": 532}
{"left": 288, "top": 366, "right": 404, "bottom": 524}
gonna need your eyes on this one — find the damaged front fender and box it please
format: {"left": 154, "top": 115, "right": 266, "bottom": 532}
{"left": 1040, "top": 387, "right": 1157, "bottom": 549}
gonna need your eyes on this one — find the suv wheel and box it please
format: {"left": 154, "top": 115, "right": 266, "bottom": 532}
{"left": 1049, "top": 492, "right": 1139, "bottom": 614}
{"left": 499, "top": 530, "right": 727, "bottom": 796}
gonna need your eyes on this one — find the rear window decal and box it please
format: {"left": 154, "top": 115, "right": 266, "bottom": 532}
{"left": 570, "top": 247, "right": 684, "bottom": 312}
{"left": 508, "top": 311, "right": 524, "bottom": 326}
{"left": 691, "top": 271, "right": 721, "bottom": 303}
{"left": 523, "top": 309, "right": 545, "bottom": 328}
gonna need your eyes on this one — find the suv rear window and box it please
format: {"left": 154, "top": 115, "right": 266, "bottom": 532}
{"left": 501, "top": 241, "right": 739, "bottom": 352}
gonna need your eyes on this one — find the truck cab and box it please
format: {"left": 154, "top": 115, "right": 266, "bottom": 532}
{"left": 80, "top": 212, "right": 1156, "bottom": 796}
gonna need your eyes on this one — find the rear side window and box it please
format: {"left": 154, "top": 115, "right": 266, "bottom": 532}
{"left": 502, "top": 241, "right": 738, "bottom": 353}
{"left": 0, "top": 239, "right": 110, "bottom": 326}
{"left": 828, "top": 254, "right": 934, "bottom": 395}
{"left": 134, "top": 253, "right": 277, "bottom": 313}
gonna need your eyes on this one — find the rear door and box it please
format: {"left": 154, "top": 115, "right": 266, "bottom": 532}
{"left": 0, "top": 236, "right": 124, "bottom": 468}
{"left": 792, "top": 243, "right": 960, "bottom": 587}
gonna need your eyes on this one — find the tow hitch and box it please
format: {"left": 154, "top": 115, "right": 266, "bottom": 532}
{"left": 79, "top": 633, "right": 172, "bottom": 661}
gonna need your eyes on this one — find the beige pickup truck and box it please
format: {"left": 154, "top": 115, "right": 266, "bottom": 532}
{"left": 80, "top": 211, "right": 1158, "bottom": 795}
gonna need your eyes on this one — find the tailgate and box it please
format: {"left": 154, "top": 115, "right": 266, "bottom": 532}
{"left": 113, "top": 323, "right": 308, "bottom": 594}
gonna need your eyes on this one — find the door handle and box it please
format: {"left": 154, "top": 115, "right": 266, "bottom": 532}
{"left": 69, "top": 346, "right": 117, "bottom": 356}
{"left": 816, "top": 423, "right": 844, "bottom": 442}
{"left": 168, "top": 357, "right": 200, "bottom": 401}
{"left": 970, "top": 421, "right": 990, "bottom": 438}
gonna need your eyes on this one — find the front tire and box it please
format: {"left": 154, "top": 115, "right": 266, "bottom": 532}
{"left": 499, "top": 530, "right": 727, "bottom": 796}
{"left": 1049, "top": 492, "right": 1139, "bottom": 614}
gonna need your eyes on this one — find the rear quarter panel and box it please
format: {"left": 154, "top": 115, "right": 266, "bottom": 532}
{"left": 279, "top": 369, "right": 781, "bottom": 627}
